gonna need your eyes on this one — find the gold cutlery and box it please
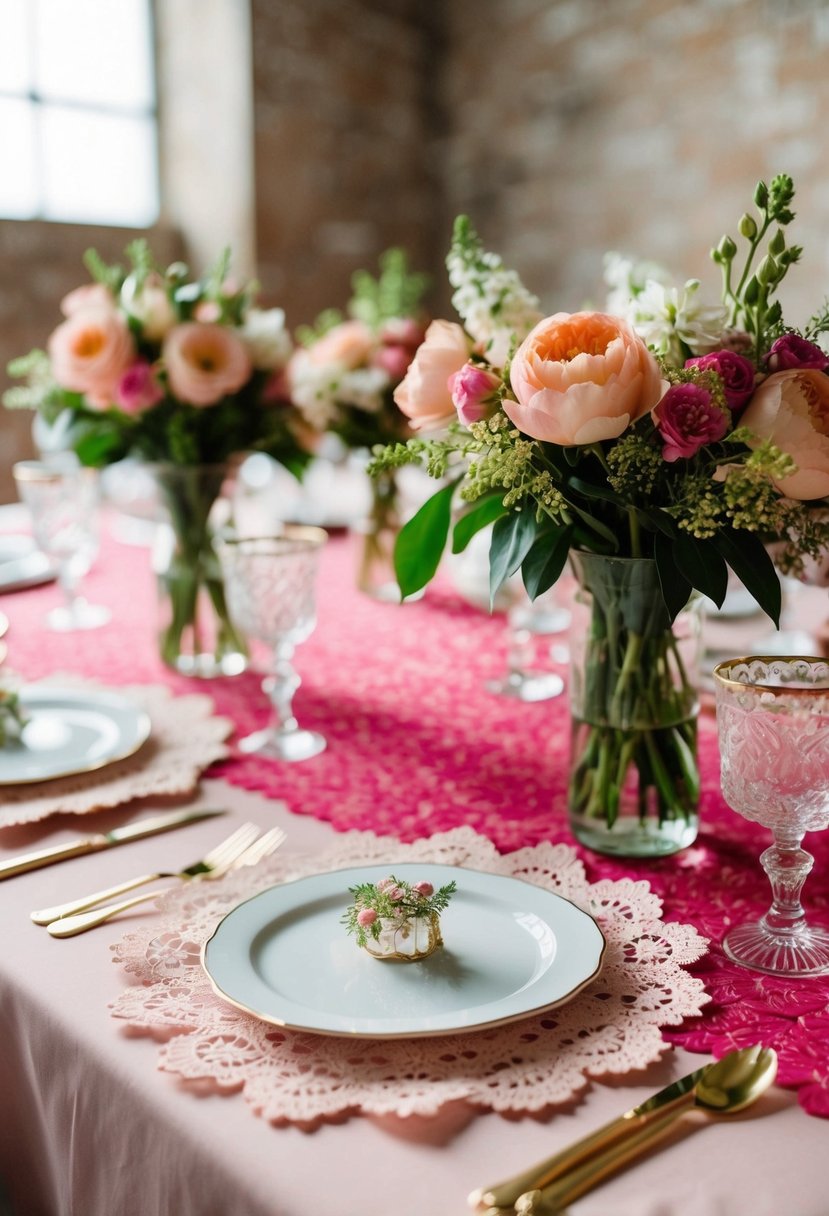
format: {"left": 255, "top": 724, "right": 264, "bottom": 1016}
{"left": 471, "top": 1044, "right": 778, "bottom": 1214}
{"left": 44, "top": 825, "right": 287, "bottom": 937}
{"left": 0, "top": 807, "right": 226, "bottom": 881}
{"left": 31, "top": 821, "right": 261, "bottom": 925}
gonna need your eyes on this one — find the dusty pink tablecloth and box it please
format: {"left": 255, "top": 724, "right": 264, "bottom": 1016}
{"left": 0, "top": 518, "right": 828, "bottom": 1214}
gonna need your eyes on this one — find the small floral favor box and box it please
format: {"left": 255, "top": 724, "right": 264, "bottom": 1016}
{"left": 341, "top": 875, "right": 456, "bottom": 962}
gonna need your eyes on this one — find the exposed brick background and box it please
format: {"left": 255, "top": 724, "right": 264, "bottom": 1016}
{"left": 4, "top": 0, "right": 829, "bottom": 501}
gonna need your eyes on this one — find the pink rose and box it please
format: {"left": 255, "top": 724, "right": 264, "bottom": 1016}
{"left": 507, "top": 312, "right": 664, "bottom": 445}
{"left": 449, "top": 362, "right": 501, "bottom": 427}
{"left": 393, "top": 319, "right": 471, "bottom": 431}
{"left": 370, "top": 343, "right": 414, "bottom": 382}
{"left": 380, "top": 317, "right": 427, "bottom": 349}
{"left": 357, "top": 908, "right": 377, "bottom": 927}
{"left": 115, "top": 361, "right": 164, "bottom": 415}
{"left": 685, "top": 350, "right": 756, "bottom": 411}
{"left": 60, "top": 283, "right": 114, "bottom": 317}
{"left": 653, "top": 383, "right": 728, "bottom": 462}
{"left": 48, "top": 305, "right": 136, "bottom": 409}
{"left": 739, "top": 369, "right": 829, "bottom": 499}
{"left": 162, "top": 323, "right": 252, "bottom": 407}
{"left": 766, "top": 334, "right": 829, "bottom": 374}
{"left": 307, "top": 320, "right": 374, "bottom": 370}
{"left": 413, "top": 881, "right": 434, "bottom": 898}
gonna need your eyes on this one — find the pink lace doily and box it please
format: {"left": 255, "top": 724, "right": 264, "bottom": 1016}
{"left": 110, "top": 826, "right": 708, "bottom": 1124}
{"left": 0, "top": 681, "right": 231, "bottom": 827}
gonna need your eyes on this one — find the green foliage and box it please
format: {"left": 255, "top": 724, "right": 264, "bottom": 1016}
{"left": 349, "top": 248, "right": 429, "bottom": 329}
{"left": 488, "top": 510, "right": 538, "bottom": 606}
{"left": 393, "top": 481, "right": 458, "bottom": 598}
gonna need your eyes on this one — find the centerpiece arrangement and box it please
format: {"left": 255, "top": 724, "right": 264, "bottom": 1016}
{"left": 287, "top": 249, "right": 429, "bottom": 596}
{"left": 370, "top": 175, "right": 829, "bottom": 856}
{"left": 342, "top": 874, "right": 457, "bottom": 961}
{"left": 5, "top": 242, "right": 311, "bottom": 676}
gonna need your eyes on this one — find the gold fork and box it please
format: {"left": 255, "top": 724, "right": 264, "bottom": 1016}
{"left": 31, "top": 822, "right": 261, "bottom": 926}
{"left": 44, "top": 825, "right": 287, "bottom": 937}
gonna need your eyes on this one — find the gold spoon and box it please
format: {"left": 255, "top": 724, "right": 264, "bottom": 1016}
{"left": 472, "top": 1045, "right": 778, "bottom": 1215}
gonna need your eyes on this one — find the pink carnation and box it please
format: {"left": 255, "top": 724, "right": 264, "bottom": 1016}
{"left": 413, "top": 881, "right": 434, "bottom": 898}
{"left": 766, "top": 334, "right": 829, "bottom": 373}
{"left": 115, "top": 361, "right": 164, "bottom": 415}
{"left": 357, "top": 908, "right": 377, "bottom": 927}
{"left": 685, "top": 350, "right": 756, "bottom": 411}
{"left": 653, "top": 383, "right": 728, "bottom": 462}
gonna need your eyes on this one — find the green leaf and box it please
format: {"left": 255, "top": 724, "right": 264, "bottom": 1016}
{"left": 489, "top": 511, "right": 538, "bottom": 607}
{"left": 567, "top": 476, "right": 625, "bottom": 506}
{"left": 714, "top": 529, "right": 782, "bottom": 626}
{"left": 672, "top": 532, "right": 729, "bottom": 608}
{"left": 654, "top": 531, "right": 693, "bottom": 623}
{"left": 521, "top": 524, "right": 574, "bottom": 600}
{"left": 393, "top": 480, "right": 457, "bottom": 598}
{"left": 638, "top": 507, "right": 675, "bottom": 538}
{"left": 568, "top": 503, "right": 619, "bottom": 550}
{"left": 451, "top": 494, "right": 506, "bottom": 554}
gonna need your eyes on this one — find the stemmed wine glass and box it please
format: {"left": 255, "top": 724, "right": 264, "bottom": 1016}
{"left": 714, "top": 656, "right": 829, "bottom": 975}
{"left": 218, "top": 528, "right": 327, "bottom": 761}
{"left": 12, "top": 460, "right": 110, "bottom": 631}
{"left": 486, "top": 582, "right": 566, "bottom": 702}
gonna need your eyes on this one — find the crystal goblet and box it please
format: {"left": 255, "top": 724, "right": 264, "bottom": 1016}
{"left": 218, "top": 528, "right": 327, "bottom": 761}
{"left": 486, "top": 583, "right": 565, "bottom": 702}
{"left": 713, "top": 656, "right": 829, "bottom": 976}
{"left": 13, "top": 460, "right": 110, "bottom": 631}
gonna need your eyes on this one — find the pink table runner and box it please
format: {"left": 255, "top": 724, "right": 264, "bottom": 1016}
{"left": 3, "top": 522, "right": 829, "bottom": 1116}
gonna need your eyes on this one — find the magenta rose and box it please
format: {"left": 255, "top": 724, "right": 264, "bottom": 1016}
{"left": 449, "top": 362, "right": 501, "bottom": 427}
{"left": 684, "top": 350, "right": 756, "bottom": 411}
{"left": 766, "top": 334, "right": 829, "bottom": 373}
{"left": 115, "top": 360, "right": 164, "bottom": 415}
{"left": 653, "top": 383, "right": 728, "bottom": 462}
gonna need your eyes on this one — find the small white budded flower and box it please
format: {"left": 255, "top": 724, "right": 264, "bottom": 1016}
{"left": 239, "top": 307, "right": 293, "bottom": 371}
{"left": 629, "top": 278, "right": 728, "bottom": 363}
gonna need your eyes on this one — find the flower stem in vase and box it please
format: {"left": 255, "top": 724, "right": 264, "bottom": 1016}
{"left": 356, "top": 469, "right": 408, "bottom": 601}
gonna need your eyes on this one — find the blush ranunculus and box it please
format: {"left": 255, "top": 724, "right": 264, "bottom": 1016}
{"left": 393, "top": 319, "right": 472, "bottom": 431}
{"left": 766, "top": 334, "right": 829, "bottom": 374}
{"left": 653, "top": 383, "right": 728, "bottom": 462}
{"left": 739, "top": 368, "right": 829, "bottom": 499}
{"left": 506, "top": 312, "right": 664, "bottom": 445}
{"left": 48, "top": 305, "right": 136, "bottom": 409}
{"left": 684, "top": 350, "right": 756, "bottom": 411}
{"left": 162, "top": 323, "right": 252, "bottom": 407}
{"left": 449, "top": 362, "right": 501, "bottom": 427}
{"left": 307, "top": 320, "right": 374, "bottom": 370}
{"left": 115, "top": 360, "right": 164, "bottom": 415}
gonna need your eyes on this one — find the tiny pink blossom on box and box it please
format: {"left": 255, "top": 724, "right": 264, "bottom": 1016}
{"left": 356, "top": 908, "right": 377, "bottom": 927}
{"left": 413, "top": 881, "right": 434, "bottom": 897}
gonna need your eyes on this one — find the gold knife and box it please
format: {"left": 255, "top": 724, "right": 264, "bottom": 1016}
{"left": 0, "top": 807, "right": 226, "bottom": 880}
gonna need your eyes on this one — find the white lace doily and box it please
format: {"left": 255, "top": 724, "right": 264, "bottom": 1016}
{"left": 0, "top": 681, "right": 231, "bottom": 827}
{"left": 110, "top": 826, "right": 709, "bottom": 1124}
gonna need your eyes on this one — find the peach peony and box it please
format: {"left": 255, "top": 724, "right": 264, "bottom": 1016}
{"left": 307, "top": 320, "right": 374, "bottom": 370}
{"left": 393, "top": 320, "right": 471, "bottom": 431}
{"left": 739, "top": 368, "right": 829, "bottom": 500}
{"left": 507, "top": 312, "right": 664, "bottom": 445}
{"left": 163, "top": 323, "right": 252, "bottom": 407}
{"left": 48, "top": 305, "right": 135, "bottom": 409}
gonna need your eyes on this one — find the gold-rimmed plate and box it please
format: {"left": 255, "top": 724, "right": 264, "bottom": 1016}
{"left": 203, "top": 864, "right": 606, "bottom": 1038}
{"left": 0, "top": 686, "right": 151, "bottom": 785}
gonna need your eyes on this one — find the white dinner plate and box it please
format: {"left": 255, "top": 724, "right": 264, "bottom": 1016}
{"left": 0, "top": 536, "right": 56, "bottom": 594}
{"left": 0, "top": 687, "right": 151, "bottom": 785}
{"left": 203, "top": 864, "right": 606, "bottom": 1038}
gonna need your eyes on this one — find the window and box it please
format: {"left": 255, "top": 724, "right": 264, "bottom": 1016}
{"left": 0, "top": 0, "right": 158, "bottom": 227}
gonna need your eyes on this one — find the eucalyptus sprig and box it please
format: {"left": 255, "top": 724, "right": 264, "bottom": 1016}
{"left": 711, "top": 174, "right": 802, "bottom": 359}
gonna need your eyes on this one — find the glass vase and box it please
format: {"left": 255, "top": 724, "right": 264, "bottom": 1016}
{"left": 150, "top": 463, "right": 248, "bottom": 678}
{"left": 568, "top": 551, "right": 702, "bottom": 857}
{"left": 356, "top": 469, "right": 401, "bottom": 601}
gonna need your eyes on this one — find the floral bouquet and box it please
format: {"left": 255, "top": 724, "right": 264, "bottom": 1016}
{"left": 287, "top": 249, "right": 429, "bottom": 596}
{"left": 370, "top": 175, "right": 829, "bottom": 856}
{"left": 5, "top": 242, "right": 311, "bottom": 675}
{"left": 341, "top": 874, "right": 456, "bottom": 960}
{"left": 0, "top": 679, "right": 27, "bottom": 748}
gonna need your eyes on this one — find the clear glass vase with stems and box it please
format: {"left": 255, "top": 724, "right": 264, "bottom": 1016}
{"left": 150, "top": 463, "right": 248, "bottom": 678}
{"left": 568, "top": 550, "right": 702, "bottom": 857}
{"left": 355, "top": 468, "right": 401, "bottom": 601}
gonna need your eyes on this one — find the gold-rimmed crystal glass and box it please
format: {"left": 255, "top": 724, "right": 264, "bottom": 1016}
{"left": 13, "top": 460, "right": 110, "bottom": 631}
{"left": 218, "top": 528, "right": 327, "bottom": 762}
{"left": 714, "top": 656, "right": 829, "bottom": 976}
